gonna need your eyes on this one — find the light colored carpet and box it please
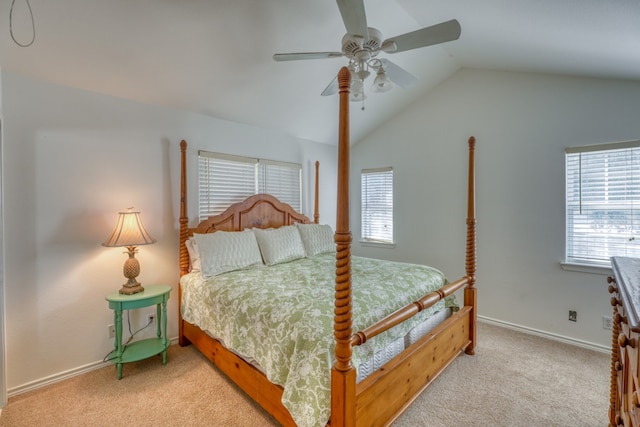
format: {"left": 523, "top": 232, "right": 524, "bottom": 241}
{"left": 0, "top": 322, "right": 610, "bottom": 426}
{"left": 396, "top": 322, "right": 609, "bottom": 427}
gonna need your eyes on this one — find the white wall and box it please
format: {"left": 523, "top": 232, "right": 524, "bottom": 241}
{"left": 1, "top": 72, "right": 337, "bottom": 393}
{"left": 351, "top": 68, "right": 640, "bottom": 349}
{"left": 0, "top": 67, "right": 6, "bottom": 408}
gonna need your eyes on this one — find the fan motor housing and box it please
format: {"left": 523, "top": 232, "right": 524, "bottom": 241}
{"left": 342, "top": 27, "right": 382, "bottom": 59}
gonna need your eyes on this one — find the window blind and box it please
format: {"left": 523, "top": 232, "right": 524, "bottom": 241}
{"left": 198, "top": 151, "right": 301, "bottom": 222}
{"left": 258, "top": 159, "right": 301, "bottom": 211}
{"left": 361, "top": 167, "right": 393, "bottom": 243}
{"left": 565, "top": 141, "right": 640, "bottom": 266}
{"left": 198, "top": 152, "right": 257, "bottom": 221}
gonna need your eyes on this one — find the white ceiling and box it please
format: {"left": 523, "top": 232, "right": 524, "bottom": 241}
{"left": 2, "top": 0, "right": 640, "bottom": 145}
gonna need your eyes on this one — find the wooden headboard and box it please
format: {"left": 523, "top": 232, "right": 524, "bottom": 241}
{"left": 178, "top": 141, "right": 315, "bottom": 277}
{"left": 190, "top": 193, "right": 310, "bottom": 235}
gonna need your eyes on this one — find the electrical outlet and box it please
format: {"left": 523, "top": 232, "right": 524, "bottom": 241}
{"left": 568, "top": 310, "right": 577, "bottom": 322}
{"left": 146, "top": 314, "right": 155, "bottom": 325}
{"left": 603, "top": 315, "right": 613, "bottom": 330}
{"left": 107, "top": 324, "right": 115, "bottom": 339}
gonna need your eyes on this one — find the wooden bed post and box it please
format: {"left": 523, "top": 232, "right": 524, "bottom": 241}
{"left": 331, "top": 66, "right": 356, "bottom": 427}
{"left": 464, "top": 136, "right": 477, "bottom": 355}
{"left": 314, "top": 160, "right": 320, "bottom": 224}
{"left": 179, "top": 139, "right": 190, "bottom": 346}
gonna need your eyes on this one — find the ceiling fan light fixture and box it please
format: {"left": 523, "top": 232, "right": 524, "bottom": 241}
{"left": 349, "top": 77, "right": 366, "bottom": 102}
{"left": 356, "top": 69, "right": 370, "bottom": 81}
{"left": 350, "top": 90, "right": 367, "bottom": 102}
{"left": 373, "top": 69, "right": 393, "bottom": 93}
{"left": 351, "top": 76, "right": 363, "bottom": 90}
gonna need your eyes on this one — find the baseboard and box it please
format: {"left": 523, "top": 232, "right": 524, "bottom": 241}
{"left": 7, "top": 337, "right": 179, "bottom": 398}
{"left": 8, "top": 320, "right": 611, "bottom": 398}
{"left": 478, "top": 316, "right": 610, "bottom": 354}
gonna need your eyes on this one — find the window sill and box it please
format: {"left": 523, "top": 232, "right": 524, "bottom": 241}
{"left": 359, "top": 240, "right": 396, "bottom": 249}
{"left": 560, "top": 261, "right": 612, "bottom": 276}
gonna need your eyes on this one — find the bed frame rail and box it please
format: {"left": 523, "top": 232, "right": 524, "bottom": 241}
{"left": 351, "top": 276, "right": 471, "bottom": 347}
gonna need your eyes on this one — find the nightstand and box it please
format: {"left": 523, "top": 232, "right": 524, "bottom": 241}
{"left": 105, "top": 284, "right": 171, "bottom": 379}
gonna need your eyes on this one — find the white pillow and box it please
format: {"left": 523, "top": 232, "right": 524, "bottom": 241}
{"left": 253, "top": 225, "right": 306, "bottom": 266}
{"left": 185, "top": 237, "right": 202, "bottom": 272}
{"left": 193, "top": 230, "right": 263, "bottom": 277}
{"left": 295, "top": 223, "right": 335, "bottom": 256}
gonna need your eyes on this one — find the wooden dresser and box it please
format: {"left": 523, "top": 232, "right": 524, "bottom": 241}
{"left": 609, "top": 257, "right": 640, "bottom": 426}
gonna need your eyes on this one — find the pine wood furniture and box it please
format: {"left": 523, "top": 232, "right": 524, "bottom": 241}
{"left": 608, "top": 257, "right": 640, "bottom": 426}
{"left": 177, "top": 67, "right": 477, "bottom": 426}
{"left": 106, "top": 284, "right": 171, "bottom": 379}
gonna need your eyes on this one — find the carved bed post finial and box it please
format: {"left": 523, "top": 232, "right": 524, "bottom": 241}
{"left": 331, "top": 66, "right": 356, "bottom": 427}
{"left": 179, "top": 140, "right": 190, "bottom": 346}
{"left": 464, "top": 136, "right": 477, "bottom": 355}
{"left": 466, "top": 136, "right": 476, "bottom": 283}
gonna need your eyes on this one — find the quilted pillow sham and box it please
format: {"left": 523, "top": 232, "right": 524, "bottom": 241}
{"left": 253, "top": 225, "right": 306, "bottom": 266}
{"left": 295, "top": 223, "right": 335, "bottom": 256}
{"left": 193, "top": 230, "right": 263, "bottom": 277}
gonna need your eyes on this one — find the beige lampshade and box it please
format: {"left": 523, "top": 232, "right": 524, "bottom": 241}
{"left": 102, "top": 208, "right": 156, "bottom": 248}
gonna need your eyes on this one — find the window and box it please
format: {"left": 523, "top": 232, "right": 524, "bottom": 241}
{"left": 565, "top": 141, "right": 640, "bottom": 267}
{"left": 257, "top": 160, "right": 302, "bottom": 210}
{"left": 198, "top": 151, "right": 301, "bottom": 222}
{"left": 361, "top": 167, "right": 393, "bottom": 244}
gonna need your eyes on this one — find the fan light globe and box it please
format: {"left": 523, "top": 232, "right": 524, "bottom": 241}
{"left": 350, "top": 78, "right": 366, "bottom": 102}
{"left": 373, "top": 69, "right": 393, "bottom": 93}
{"left": 350, "top": 91, "right": 367, "bottom": 102}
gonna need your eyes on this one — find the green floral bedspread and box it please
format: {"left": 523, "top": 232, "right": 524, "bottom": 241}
{"left": 180, "top": 253, "right": 457, "bottom": 427}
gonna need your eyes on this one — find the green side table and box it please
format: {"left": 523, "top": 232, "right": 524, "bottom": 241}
{"left": 105, "top": 284, "right": 171, "bottom": 379}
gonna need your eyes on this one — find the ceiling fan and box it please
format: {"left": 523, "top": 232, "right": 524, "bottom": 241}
{"left": 273, "top": 0, "right": 461, "bottom": 102}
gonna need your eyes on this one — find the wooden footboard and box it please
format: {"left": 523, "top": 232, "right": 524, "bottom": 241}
{"left": 356, "top": 306, "right": 472, "bottom": 426}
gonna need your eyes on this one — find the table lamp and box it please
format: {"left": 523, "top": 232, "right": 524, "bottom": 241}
{"left": 102, "top": 208, "right": 156, "bottom": 295}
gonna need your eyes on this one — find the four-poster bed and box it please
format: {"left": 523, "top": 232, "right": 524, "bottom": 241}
{"left": 178, "top": 66, "right": 477, "bottom": 426}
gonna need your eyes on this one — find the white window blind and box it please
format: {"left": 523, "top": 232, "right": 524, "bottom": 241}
{"left": 258, "top": 160, "right": 302, "bottom": 210}
{"left": 361, "top": 167, "right": 393, "bottom": 243}
{"left": 566, "top": 141, "right": 640, "bottom": 266}
{"left": 198, "top": 151, "right": 301, "bottom": 222}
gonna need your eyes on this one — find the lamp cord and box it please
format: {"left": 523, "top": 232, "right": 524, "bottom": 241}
{"left": 9, "top": 0, "right": 35, "bottom": 47}
{"left": 102, "top": 313, "right": 155, "bottom": 362}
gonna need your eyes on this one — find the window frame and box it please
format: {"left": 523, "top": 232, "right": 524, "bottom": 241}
{"left": 198, "top": 150, "right": 301, "bottom": 222}
{"left": 564, "top": 140, "right": 640, "bottom": 271}
{"left": 360, "top": 167, "right": 394, "bottom": 245}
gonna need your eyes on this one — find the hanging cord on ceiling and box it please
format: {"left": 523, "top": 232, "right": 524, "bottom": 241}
{"left": 9, "top": 0, "right": 36, "bottom": 47}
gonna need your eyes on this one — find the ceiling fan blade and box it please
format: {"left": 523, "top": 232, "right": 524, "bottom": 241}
{"left": 378, "top": 59, "right": 417, "bottom": 89}
{"left": 321, "top": 76, "right": 338, "bottom": 96}
{"left": 381, "top": 19, "right": 461, "bottom": 54}
{"left": 336, "top": 0, "right": 368, "bottom": 38}
{"left": 273, "top": 52, "right": 344, "bottom": 62}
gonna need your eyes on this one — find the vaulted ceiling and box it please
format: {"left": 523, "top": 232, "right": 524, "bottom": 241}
{"left": 2, "top": 0, "right": 639, "bottom": 145}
